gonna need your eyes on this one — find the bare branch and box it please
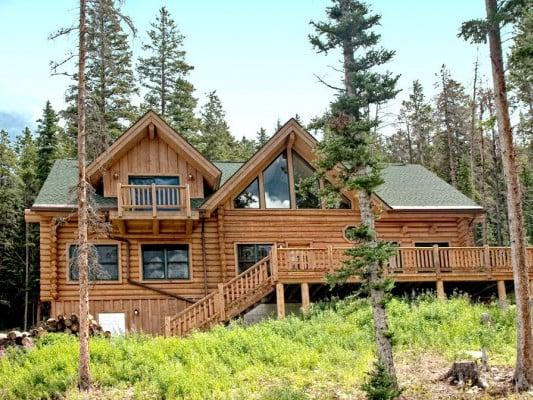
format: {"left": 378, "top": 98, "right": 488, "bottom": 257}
{"left": 48, "top": 26, "right": 78, "bottom": 40}
{"left": 314, "top": 74, "right": 344, "bottom": 92}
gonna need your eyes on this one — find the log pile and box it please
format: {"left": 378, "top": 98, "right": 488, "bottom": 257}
{"left": 0, "top": 314, "right": 103, "bottom": 353}
{"left": 40, "top": 313, "right": 102, "bottom": 335}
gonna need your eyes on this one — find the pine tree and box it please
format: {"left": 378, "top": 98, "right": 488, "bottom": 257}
{"left": 235, "top": 136, "right": 257, "bottom": 160}
{"left": 310, "top": 0, "right": 400, "bottom": 386}
{"left": 198, "top": 91, "right": 239, "bottom": 160}
{"left": 138, "top": 6, "right": 199, "bottom": 141}
{"left": 15, "top": 128, "right": 39, "bottom": 207}
{"left": 14, "top": 128, "right": 40, "bottom": 330}
{"left": 255, "top": 127, "right": 269, "bottom": 149}
{"left": 0, "top": 130, "right": 23, "bottom": 330}
{"left": 460, "top": 0, "right": 532, "bottom": 390}
{"left": 36, "top": 101, "right": 61, "bottom": 187}
{"left": 63, "top": 0, "right": 137, "bottom": 160}
{"left": 435, "top": 66, "right": 470, "bottom": 190}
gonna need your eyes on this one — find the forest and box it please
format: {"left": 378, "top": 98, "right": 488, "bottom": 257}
{"left": 0, "top": 0, "right": 531, "bottom": 359}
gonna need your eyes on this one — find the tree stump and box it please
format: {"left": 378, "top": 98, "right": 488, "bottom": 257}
{"left": 441, "top": 361, "right": 488, "bottom": 389}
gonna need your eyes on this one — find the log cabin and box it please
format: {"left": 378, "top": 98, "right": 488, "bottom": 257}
{"left": 25, "top": 111, "right": 533, "bottom": 335}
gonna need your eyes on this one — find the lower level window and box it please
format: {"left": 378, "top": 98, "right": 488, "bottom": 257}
{"left": 69, "top": 244, "right": 119, "bottom": 281}
{"left": 142, "top": 244, "right": 190, "bottom": 280}
{"left": 236, "top": 244, "right": 272, "bottom": 273}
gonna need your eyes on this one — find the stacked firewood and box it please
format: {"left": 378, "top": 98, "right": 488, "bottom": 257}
{"left": 41, "top": 314, "right": 102, "bottom": 335}
{"left": 0, "top": 314, "right": 103, "bottom": 352}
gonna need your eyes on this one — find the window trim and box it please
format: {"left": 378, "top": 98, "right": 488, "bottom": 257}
{"left": 233, "top": 242, "right": 274, "bottom": 276}
{"left": 66, "top": 241, "right": 122, "bottom": 285}
{"left": 138, "top": 242, "right": 193, "bottom": 283}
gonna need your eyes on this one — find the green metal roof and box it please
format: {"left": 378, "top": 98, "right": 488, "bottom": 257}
{"left": 33, "top": 160, "right": 482, "bottom": 211}
{"left": 375, "top": 164, "right": 482, "bottom": 210}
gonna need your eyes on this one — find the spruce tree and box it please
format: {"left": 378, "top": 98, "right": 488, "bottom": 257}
{"left": 138, "top": 6, "right": 199, "bottom": 140}
{"left": 0, "top": 130, "right": 23, "bottom": 329}
{"left": 15, "top": 128, "right": 39, "bottom": 207}
{"left": 310, "top": 0, "right": 400, "bottom": 386}
{"left": 198, "top": 91, "right": 238, "bottom": 160}
{"left": 255, "top": 127, "right": 269, "bottom": 149}
{"left": 36, "top": 101, "right": 61, "bottom": 187}
{"left": 63, "top": 0, "right": 137, "bottom": 159}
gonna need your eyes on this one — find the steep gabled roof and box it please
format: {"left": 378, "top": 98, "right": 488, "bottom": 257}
{"left": 31, "top": 116, "right": 482, "bottom": 213}
{"left": 86, "top": 111, "right": 221, "bottom": 187}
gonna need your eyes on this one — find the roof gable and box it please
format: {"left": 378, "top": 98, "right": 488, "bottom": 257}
{"left": 86, "top": 111, "right": 220, "bottom": 187}
{"left": 201, "top": 119, "right": 319, "bottom": 213}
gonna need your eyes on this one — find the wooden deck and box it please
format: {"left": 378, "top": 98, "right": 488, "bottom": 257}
{"left": 165, "top": 246, "right": 533, "bottom": 336}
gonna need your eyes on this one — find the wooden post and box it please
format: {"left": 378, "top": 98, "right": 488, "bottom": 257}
{"left": 436, "top": 280, "right": 445, "bottom": 299}
{"left": 497, "top": 280, "right": 507, "bottom": 305}
{"left": 301, "top": 282, "right": 310, "bottom": 312}
{"left": 151, "top": 183, "right": 157, "bottom": 218}
{"left": 164, "top": 316, "right": 171, "bottom": 337}
{"left": 276, "top": 283, "right": 285, "bottom": 319}
{"left": 185, "top": 184, "right": 191, "bottom": 218}
{"left": 432, "top": 244, "right": 441, "bottom": 276}
{"left": 271, "top": 246, "right": 278, "bottom": 281}
{"left": 217, "top": 283, "right": 226, "bottom": 321}
{"left": 483, "top": 245, "right": 491, "bottom": 278}
{"left": 117, "top": 182, "right": 122, "bottom": 217}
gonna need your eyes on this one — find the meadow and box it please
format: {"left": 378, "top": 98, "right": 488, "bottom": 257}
{"left": 0, "top": 295, "right": 517, "bottom": 399}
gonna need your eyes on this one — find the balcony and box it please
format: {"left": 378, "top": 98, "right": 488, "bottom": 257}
{"left": 110, "top": 183, "right": 199, "bottom": 234}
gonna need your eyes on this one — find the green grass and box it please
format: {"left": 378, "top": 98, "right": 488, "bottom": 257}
{"left": 0, "top": 295, "right": 517, "bottom": 400}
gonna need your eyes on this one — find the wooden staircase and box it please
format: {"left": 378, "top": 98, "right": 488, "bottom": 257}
{"left": 164, "top": 254, "right": 275, "bottom": 336}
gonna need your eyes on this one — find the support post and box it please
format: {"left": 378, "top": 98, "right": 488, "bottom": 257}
{"left": 271, "top": 246, "right": 278, "bottom": 282}
{"left": 276, "top": 283, "right": 285, "bottom": 319}
{"left": 432, "top": 244, "right": 441, "bottom": 276}
{"left": 151, "top": 183, "right": 157, "bottom": 218}
{"left": 217, "top": 283, "right": 226, "bottom": 321}
{"left": 436, "top": 280, "right": 445, "bottom": 299}
{"left": 483, "top": 245, "right": 491, "bottom": 279}
{"left": 164, "top": 316, "right": 171, "bottom": 337}
{"left": 497, "top": 280, "right": 507, "bottom": 306}
{"left": 117, "top": 182, "right": 122, "bottom": 217}
{"left": 301, "top": 282, "right": 310, "bottom": 312}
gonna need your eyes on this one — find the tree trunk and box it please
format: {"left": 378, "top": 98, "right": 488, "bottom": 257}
{"left": 77, "top": 0, "right": 91, "bottom": 392}
{"left": 358, "top": 190, "right": 397, "bottom": 381}
{"left": 485, "top": 0, "right": 532, "bottom": 390}
{"left": 469, "top": 57, "right": 479, "bottom": 194}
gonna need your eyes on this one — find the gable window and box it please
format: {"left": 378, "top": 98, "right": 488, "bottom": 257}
{"left": 263, "top": 152, "right": 291, "bottom": 208}
{"left": 236, "top": 244, "right": 272, "bottom": 273}
{"left": 293, "top": 152, "right": 320, "bottom": 209}
{"left": 234, "top": 179, "right": 260, "bottom": 208}
{"left": 232, "top": 150, "right": 352, "bottom": 210}
{"left": 69, "top": 244, "right": 119, "bottom": 281}
{"left": 142, "top": 244, "right": 190, "bottom": 280}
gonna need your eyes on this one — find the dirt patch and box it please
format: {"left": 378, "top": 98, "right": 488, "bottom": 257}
{"left": 396, "top": 351, "right": 532, "bottom": 400}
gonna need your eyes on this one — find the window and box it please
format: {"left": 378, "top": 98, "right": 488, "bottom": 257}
{"left": 236, "top": 244, "right": 272, "bottom": 273}
{"left": 293, "top": 153, "right": 320, "bottom": 209}
{"left": 263, "top": 152, "right": 290, "bottom": 208}
{"left": 69, "top": 244, "right": 119, "bottom": 281}
{"left": 323, "top": 182, "right": 351, "bottom": 209}
{"left": 129, "top": 176, "right": 180, "bottom": 186}
{"left": 142, "top": 244, "right": 190, "bottom": 280}
{"left": 234, "top": 179, "right": 260, "bottom": 208}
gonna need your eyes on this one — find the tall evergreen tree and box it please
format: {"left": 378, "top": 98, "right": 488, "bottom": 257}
{"left": 63, "top": 0, "right": 137, "bottom": 160}
{"left": 0, "top": 130, "right": 23, "bottom": 330}
{"left": 16, "top": 128, "right": 39, "bottom": 207}
{"left": 198, "top": 91, "right": 239, "bottom": 160}
{"left": 36, "top": 101, "right": 61, "bottom": 187}
{"left": 138, "top": 6, "right": 199, "bottom": 140}
{"left": 461, "top": 0, "right": 532, "bottom": 389}
{"left": 435, "top": 66, "right": 471, "bottom": 192}
{"left": 310, "top": 0, "right": 400, "bottom": 386}
{"left": 255, "top": 127, "right": 269, "bottom": 149}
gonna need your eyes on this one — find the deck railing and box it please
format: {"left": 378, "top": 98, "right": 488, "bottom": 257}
{"left": 276, "top": 246, "right": 533, "bottom": 278}
{"left": 117, "top": 183, "right": 191, "bottom": 218}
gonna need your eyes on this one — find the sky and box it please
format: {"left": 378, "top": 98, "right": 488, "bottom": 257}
{"left": 0, "top": 0, "right": 492, "bottom": 141}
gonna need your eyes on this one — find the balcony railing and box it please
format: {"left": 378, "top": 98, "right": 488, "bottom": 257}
{"left": 116, "top": 183, "right": 191, "bottom": 218}
{"left": 276, "top": 246, "right": 533, "bottom": 280}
